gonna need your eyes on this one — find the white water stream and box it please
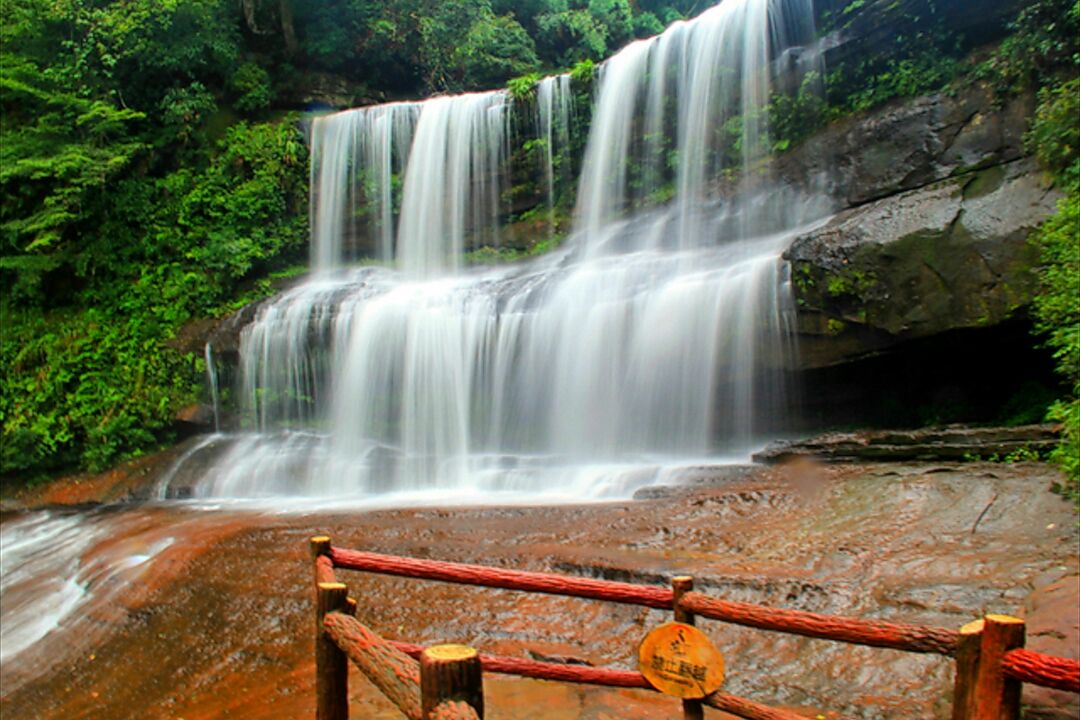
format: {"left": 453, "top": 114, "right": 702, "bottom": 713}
{"left": 0, "top": 510, "right": 177, "bottom": 673}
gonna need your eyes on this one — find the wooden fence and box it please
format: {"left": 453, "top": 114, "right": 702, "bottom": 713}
{"left": 309, "top": 536, "right": 1080, "bottom": 720}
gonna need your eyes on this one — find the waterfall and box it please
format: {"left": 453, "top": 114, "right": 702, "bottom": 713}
{"left": 309, "top": 92, "right": 510, "bottom": 276}
{"left": 205, "top": 343, "right": 221, "bottom": 432}
{"left": 191, "top": 0, "right": 827, "bottom": 500}
{"left": 309, "top": 102, "right": 421, "bottom": 271}
{"left": 536, "top": 74, "right": 573, "bottom": 235}
{"left": 396, "top": 92, "right": 510, "bottom": 277}
{"left": 576, "top": 0, "right": 818, "bottom": 250}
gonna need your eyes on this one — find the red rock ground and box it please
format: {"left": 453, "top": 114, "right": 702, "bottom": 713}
{"left": 1, "top": 460, "right": 1076, "bottom": 719}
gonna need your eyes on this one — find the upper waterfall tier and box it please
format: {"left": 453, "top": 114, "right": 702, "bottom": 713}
{"left": 308, "top": 0, "right": 819, "bottom": 276}
{"left": 309, "top": 92, "right": 510, "bottom": 277}
{"left": 576, "top": 0, "right": 817, "bottom": 248}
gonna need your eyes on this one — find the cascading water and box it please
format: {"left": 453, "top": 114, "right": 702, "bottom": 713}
{"left": 309, "top": 102, "right": 421, "bottom": 270}
{"left": 536, "top": 74, "right": 573, "bottom": 234}
{"left": 186, "top": 0, "right": 827, "bottom": 501}
{"left": 205, "top": 343, "right": 221, "bottom": 432}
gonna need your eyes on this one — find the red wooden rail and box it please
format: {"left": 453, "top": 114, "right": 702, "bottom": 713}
{"left": 330, "top": 547, "right": 958, "bottom": 655}
{"left": 313, "top": 538, "right": 1080, "bottom": 719}
{"left": 388, "top": 639, "right": 804, "bottom": 720}
{"left": 390, "top": 640, "right": 651, "bottom": 688}
{"left": 330, "top": 546, "right": 673, "bottom": 608}
{"left": 679, "top": 591, "right": 959, "bottom": 656}
{"left": 1002, "top": 648, "right": 1080, "bottom": 693}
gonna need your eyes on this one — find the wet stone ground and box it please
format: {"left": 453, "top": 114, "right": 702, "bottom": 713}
{"left": 1, "top": 460, "right": 1077, "bottom": 719}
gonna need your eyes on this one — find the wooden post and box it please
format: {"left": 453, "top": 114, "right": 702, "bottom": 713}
{"left": 310, "top": 535, "right": 332, "bottom": 560}
{"left": 951, "top": 619, "right": 983, "bottom": 720}
{"left": 311, "top": 535, "right": 335, "bottom": 584}
{"left": 971, "top": 615, "right": 1025, "bottom": 720}
{"left": 420, "top": 644, "right": 484, "bottom": 719}
{"left": 673, "top": 575, "right": 704, "bottom": 720}
{"left": 316, "top": 582, "right": 351, "bottom": 720}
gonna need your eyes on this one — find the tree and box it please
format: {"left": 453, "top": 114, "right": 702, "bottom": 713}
{"left": 536, "top": 9, "right": 609, "bottom": 67}
{"left": 457, "top": 15, "right": 541, "bottom": 88}
{"left": 587, "top": 0, "right": 634, "bottom": 50}
{"left": 0, "top": 55, "right": 145, "bottom": 302}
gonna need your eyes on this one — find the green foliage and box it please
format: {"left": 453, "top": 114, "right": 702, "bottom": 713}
{"left": 159, "top": 82, "right": 217, "bottom": 145}
{"left": 418, "top": 0, "right": 495, "bottom": 88}
{"left": 463, "top": 246, "right": 524, "bottom": 265}
{"left": 822, "top": 0, "right": 966, "bottom": 115}
{"left": 42, "top": 0, "right": 242, "bottom": 110}
{"left": 166, "top": 120, "right": 309, "bottom": 308}
{"left": 1047, "top": 398, "right": 1080, "bottom": 498}
{"left": 977, "top": 0, "right": 1080, "bottom": 95}
{"left": 632, "top": 12, "right": 665, "bottom": 39}
{"left": 1018, "top": 16, "right": 1080, "bottom": 495}
{"left": 1030, "top": 189, "right": 1079, "bottom": 495}
{"left": 0, "top": 0, "right": 314, "bottom": 480}
{"left": 1028, "top": 78, "right": 1080, "bottom": 187}
{"left": 457, "top": 14, "right": 540, "bottom": 88}
{"left": 964, "top": 446, "right": 1046, "bottom": 464}
{"left": 839, "top": 55, "right": 961, "bottom": 113}
{"left": 767, "top": 71, "right": 829, "bottom": 152}
{"left": 231, "top": 62, "right": 273, "bottom": 113}
{"left": 569, "top": 58, "right": 596, "bottom": 83}
{"left": 1, "top": 55, "right": 145, "bottom": 271}
{"left": 536, "top": 10, "right": 610, "bottom": 67}
{"left": 1, "top": 115, "right": 308, "bottom": 477}
{"left": 507, "top": 73, "right": 542, "bottom": 101}
{"left": 0, "top": 308, "right": 198, "bottom": 475}
{"left": 587, "top": 0, "right": 634, "bottom": 49}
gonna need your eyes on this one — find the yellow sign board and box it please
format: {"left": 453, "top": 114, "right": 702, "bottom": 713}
{"left": 638, "top": 622, "right": 725, "bottom": 699}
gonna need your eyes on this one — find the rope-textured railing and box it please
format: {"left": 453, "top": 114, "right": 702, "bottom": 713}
{"left": 390, "top": 640, "right": 652, "bottom": 688}
{"left": 338, "top": 615, "right": 806, "bottom": 720}
{"left": 324, "top": 611, "right": 423, "bottom": 719}
{"left": 427, "top": 700, "right": 479, "bottom": 720}
{"left": 1002, "top": 648, "right": 1080, "bottom": 693}
{"left": 313, "top": 538, "right": 1080, "bottom": 720}
{"left": 679, "top": 591, "right": 960, "bottom": 656}
{"left": 330, "top": 546, "right": 959, "bottom": 655}
{"left": 330, "top": 546, "right": 673, "bottom": 608}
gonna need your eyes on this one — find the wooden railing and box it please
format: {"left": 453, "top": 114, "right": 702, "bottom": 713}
{"left": 309, "top": 536, "right": 1080, "bottom": 719}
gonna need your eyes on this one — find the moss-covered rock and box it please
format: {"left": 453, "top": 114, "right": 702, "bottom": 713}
{"left": 787, "top": 158, "right": 1059, "bottom": 368}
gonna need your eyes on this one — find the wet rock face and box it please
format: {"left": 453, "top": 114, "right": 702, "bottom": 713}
{"left": 753, "top": 424, "right": 1061, "bottom": 464}
{"left": 774, "top": 86, "right": 1032, "bottom": 208}
{"left": 1024, "top": 575, "right": 1080, "bottom": 719}
{"left": 786, "top": 158, "right": 1058, "bottom": 369}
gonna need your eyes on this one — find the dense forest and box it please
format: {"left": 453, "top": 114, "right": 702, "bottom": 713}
{"left": 1, "top": 0, "right": 1076, "bottom": 491}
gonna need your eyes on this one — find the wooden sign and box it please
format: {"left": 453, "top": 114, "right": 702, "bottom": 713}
{"left": 638, "top": 622, "right": 725, "bottom": 698}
